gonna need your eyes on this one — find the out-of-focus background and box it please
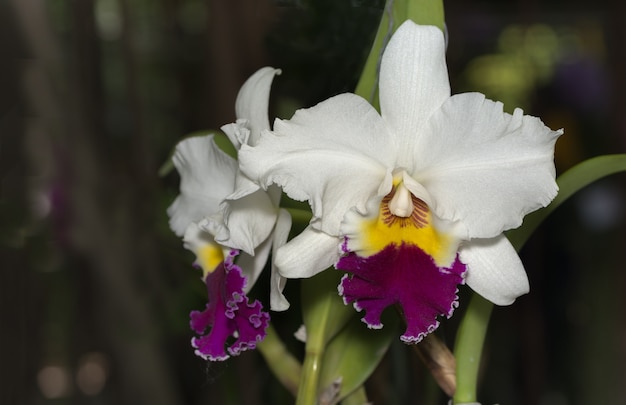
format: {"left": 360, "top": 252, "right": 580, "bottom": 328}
{"left": 1, "top": 1, "right": 625, "bottom": 404}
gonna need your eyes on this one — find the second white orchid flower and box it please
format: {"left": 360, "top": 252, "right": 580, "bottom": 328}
{"left": 167, "top": 67, "right": 291, "bottom": 360}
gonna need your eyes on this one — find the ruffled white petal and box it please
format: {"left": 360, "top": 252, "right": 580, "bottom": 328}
{"left": 413, "top": 92, "right": 562, "bottom": 238}
{"left": 269, "top": 209, "right": 292, "bottom": 311}
{"left": 379, "top": 21, "right": 450, "bottom": 162}
{"left": 167, "top": 135, "right": 237, "bottom": 236}
{"left": 274, "top": 226, "right": 341, "bottom": 279}
{"left": 239, "top": 93, "right": 395, "bottom": 236}
{"left": 212, "top": 186, "right": 278, "bottom": 255}
{"left": 459, "top": 235, "right": 529, "bottom": 305}
{"left": 234, "top": 67, "right": 281, "bottom": 146}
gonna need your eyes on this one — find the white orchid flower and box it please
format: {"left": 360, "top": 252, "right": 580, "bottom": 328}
{"left": 239, "top": 22, "right": 561, "bottom": 343}
{"left": 167, "top": 67, "right": 291, "bottom": 360}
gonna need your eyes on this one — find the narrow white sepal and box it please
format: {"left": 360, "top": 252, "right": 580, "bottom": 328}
{"left": 234, "top": 67, "right": 281, "bottom": 146}
{"left": 269, "top": 209, "right": 292, "bottom": 311}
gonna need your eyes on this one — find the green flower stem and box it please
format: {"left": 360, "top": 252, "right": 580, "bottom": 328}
{"left": 297, "top": 343, "right": 324, "bottom": 405}
{"left": 257, "top": 324, "right": 302, "bottom": 397}
{"left": 452, "top": 294, "right": 493, "bottom": 404}
{"left": 298, "top": 271, "right": 353, "bottom": 405}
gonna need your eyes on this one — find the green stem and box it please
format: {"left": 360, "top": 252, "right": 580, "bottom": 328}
{"left": 257, "top": 324, "right": 302, "bottom": 397}
{"left": 453, "top": 294, "right": 493, "bottom": 404}
{"left": 297, "top": 343, "right": 324, "bottom": 405}
{"left": 296, "top": 305, "right": 330, "bottom": 405}
{"left": 297, "top": 271, "right": 353, "bottom": 405}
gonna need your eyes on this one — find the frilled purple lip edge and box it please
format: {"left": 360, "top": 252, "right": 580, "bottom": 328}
{"left": 337, "top": 242, "right": 466, "bottom": 343}
{"left": 189, "top": 250, "right": 270, "bottom": 361}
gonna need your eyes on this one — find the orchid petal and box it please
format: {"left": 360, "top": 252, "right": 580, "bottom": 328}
{"left": 269, "top": 209, "right": 292, "bottom": 311}
{"left": 234, "top": 67, "right": 281, "bottom": 146}
{"left": 414, "top": 93, "right": 561, "bottom": 238}
{"left": 379, "top": 21, "right": 450, "bottom": 159}
{"left": 221, "top": 120, "right": 250, "bottom": 151}
{"left": 275, "top": 226, "right": 341, "bottom": 279}
{"left": 234, "top": 237, "right": 272, "bottom": 294}
{"left": 459, "top": 235, "right": 529, "bottom": 305}
{"left": 167, "top": 135, "right": 237, "bottom": 236}
{"left": 213, "top": 184, "right": 278, "bottom": 255}
{"left": 240, "top": 93, "right": 395, "bottom": 235}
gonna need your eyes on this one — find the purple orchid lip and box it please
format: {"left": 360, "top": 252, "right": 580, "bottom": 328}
{"left": 189, "top": 250, "right": 270, "bottom": 361}
{"left": 337, "top": 242, "right": 466, "bottom": 343}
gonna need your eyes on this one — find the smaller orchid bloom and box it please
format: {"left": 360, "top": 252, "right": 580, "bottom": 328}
{"left": 239, "top": 22, "right": 562, "bottom": 343}
{"left": 167, "top": 67, "right": 291, "bottom": 360}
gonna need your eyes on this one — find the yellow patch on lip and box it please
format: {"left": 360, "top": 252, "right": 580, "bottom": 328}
{"left": 197, "top": 243, "right": 225, "bottom": 277}
{"left": 358, "top": 184, "right": 456, "bottom": 267}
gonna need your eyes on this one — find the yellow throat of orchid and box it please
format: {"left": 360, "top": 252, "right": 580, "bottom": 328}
{"left": 197, "top": 243, "right": 225, "bottom": 277}
{"left": 358, "top": 180, "right": 457, "bottom": 267}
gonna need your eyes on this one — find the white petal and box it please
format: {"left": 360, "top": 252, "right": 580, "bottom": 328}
{"left": 235, "top": 235, "right": 272, "bottom": 293}
{"left": 167, "top": 135, "right": 237, "bottom": 236}
{"left": 234, "top": 67, "right": 281, "bottom": 146}
{"left": 221, "top": 119, "right": 250, "bottom": 151}
{"left": 269, "top": 209, "right": 292, "bottom": 311}
{"left": 239, "top": 93, "right": 394, "bottom": 236}
{"left": 459, "top": 235, "right": 529, "bottom": 305}
{"left": 379, "top": 21, "right": 450, "bottom": 157}
{"left": 275, "top": 226, "right": 341, "bottom": 279}
{"left": 414, "top": 92, "right": 562, "bottom": 238}
{"left": 214, "top": 187, "right": 278, "bottom": 255}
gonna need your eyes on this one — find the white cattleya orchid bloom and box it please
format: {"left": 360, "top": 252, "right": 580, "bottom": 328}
{"left": 239, "top": 22, "right": 562, "bottom": 343}
{"left": 167, "top": 67, "right": 292, "bottom": 361}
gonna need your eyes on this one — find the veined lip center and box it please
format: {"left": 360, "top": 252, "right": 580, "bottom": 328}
{"left": 388, "top": 182, "right": 414, "bottom": 217}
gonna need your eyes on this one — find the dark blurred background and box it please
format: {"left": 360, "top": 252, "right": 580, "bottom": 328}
{"left": 1, "top": 0, "right": 625, "bottom": 404}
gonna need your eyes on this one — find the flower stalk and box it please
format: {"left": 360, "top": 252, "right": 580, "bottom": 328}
{"left": 297, "top": 271, "right": 353, "bottom": 405}
{"left": 257, "top": 324, "right": 302, "bottom": 397}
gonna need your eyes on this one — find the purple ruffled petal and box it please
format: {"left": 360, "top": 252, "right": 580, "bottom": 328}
{"left": 337, "top": 243, "right": 466, "bottom": 343}
{"left": 189, "top": 250, "right": 270, "bottom": 361}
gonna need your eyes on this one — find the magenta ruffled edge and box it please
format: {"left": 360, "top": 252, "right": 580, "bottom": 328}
{"left": 337, "top": 242, "right": 466, "bottom": 343}
{"left": 189, "top": 250, "right": 270, "bottom": 361}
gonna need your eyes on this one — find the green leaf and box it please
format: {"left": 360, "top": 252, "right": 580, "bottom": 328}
{"left": 455, "top": 154, "right": 626, "bottom": 404}
{"left": 506, "top": 154, "right": 626, "bottom": 250}
{"left": 319, "top": 312, "right": 398, "bottom": 403}
{"left": 406, "top": 0, "right": 445, "bottom": 31}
